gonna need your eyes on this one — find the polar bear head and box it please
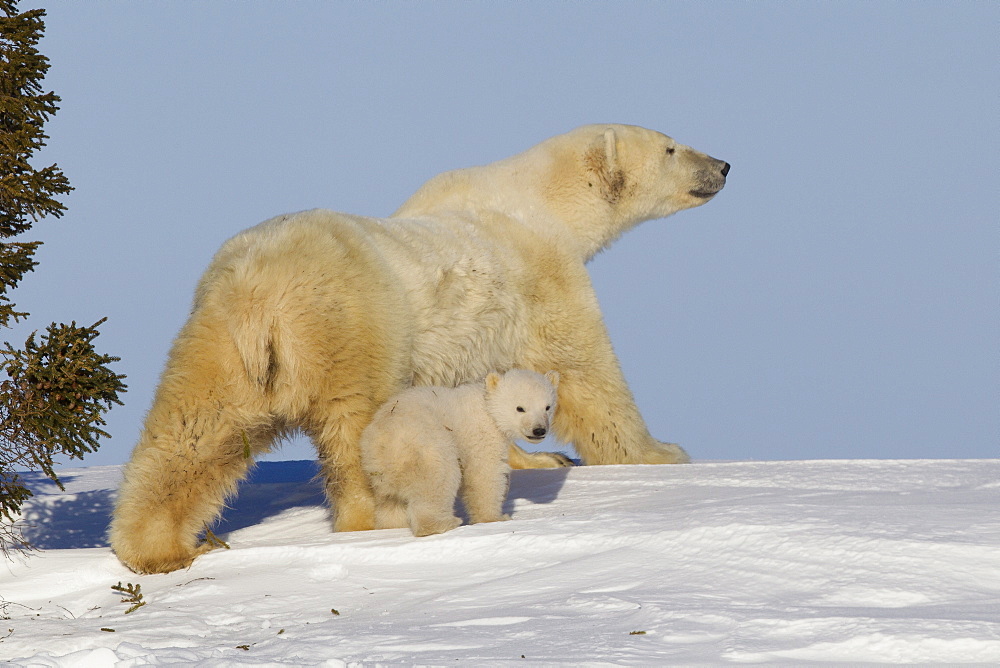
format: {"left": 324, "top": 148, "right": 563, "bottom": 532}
{"left": 537, "top": 124, "right": 730, "bottom": 256}
{"left": 484, "top": 369, "right": 560, "bottom": 444}
{"left": 393, "top": 124, "right": 729, "bottom": 261}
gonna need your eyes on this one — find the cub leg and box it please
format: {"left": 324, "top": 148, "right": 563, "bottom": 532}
{"left": 459, "top": 450, "right": 512, "bottom": 524}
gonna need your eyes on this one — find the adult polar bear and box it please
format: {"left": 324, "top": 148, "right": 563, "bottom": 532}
{"left": 110, "top": 124, "right": 729, "bottom": 574}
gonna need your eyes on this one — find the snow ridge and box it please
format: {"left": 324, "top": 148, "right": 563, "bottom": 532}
{"left": 2, "top": 459, "right": 999, "bottom": 665}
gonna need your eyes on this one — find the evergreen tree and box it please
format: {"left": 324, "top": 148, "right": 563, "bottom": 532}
{"left": 1, "top": 0, "right": 126, "bottom": 555}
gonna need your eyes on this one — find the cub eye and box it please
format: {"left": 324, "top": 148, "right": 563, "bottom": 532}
{"left": 665, "top": 146, "right": 676, "bottom": 156}
{"left": 545, "top": 405, "right": 551, "bottom": 411}
{"left": 516, "top": 407, "right": 525, "bottom": 413}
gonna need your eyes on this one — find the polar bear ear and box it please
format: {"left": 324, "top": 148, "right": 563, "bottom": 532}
{"left": 603, "top": 128, "right": 618, "bottom": 169}
{"left": 586, "top": 128, "right": 626, "bottom": 205}
{"left": 588, "top": 128, "right": 618, "bottom": 169}
{"left": 544, "top": 370, "right": 560, "bottom": 389}
{"left": 485, "top": 372, "right": 501, "bottom": 392}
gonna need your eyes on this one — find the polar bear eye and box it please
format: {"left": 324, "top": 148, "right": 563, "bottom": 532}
{"left": 545, "top": 405, "right": 551, "bottom": 411}
{"left": 665, "top": 146, "right": 676, "bottom": 156}
{"left": 516, "top": 406, "right": 525, "bottom": 413}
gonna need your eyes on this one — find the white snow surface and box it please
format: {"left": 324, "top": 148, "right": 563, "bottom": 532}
{"left": 2, "top": 459, "right": 999, "bottom": 666}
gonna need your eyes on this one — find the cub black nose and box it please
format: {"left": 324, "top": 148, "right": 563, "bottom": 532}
{"left": 532, "top": 427, "right": 547, "bottom": 438}
{"left": 721, "top": 162, "right": 731, "bottom": 177}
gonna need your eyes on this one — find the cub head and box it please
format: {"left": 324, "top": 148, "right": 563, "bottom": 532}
{"left": 484, "top": 369, "right": 559, "bottom": 444}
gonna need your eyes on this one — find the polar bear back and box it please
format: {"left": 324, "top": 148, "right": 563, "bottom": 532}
{"left": 201, "top": 209, "right": 531, "bottom": 390}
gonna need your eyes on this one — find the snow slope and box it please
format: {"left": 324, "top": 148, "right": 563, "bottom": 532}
{"left": 2, "top": 459, "right": 999, "bottom": 665}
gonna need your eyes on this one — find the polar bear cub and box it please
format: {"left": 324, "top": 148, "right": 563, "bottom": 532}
{"left": 361, "top": 369, "right": 559, "bottom": 537}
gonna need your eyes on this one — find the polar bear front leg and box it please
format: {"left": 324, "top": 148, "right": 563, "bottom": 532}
{"left": 550, "top": 365, "right": 691, "bottom": 465}
{"left": 527, "top": 305, "right": 691, "bottom": 465}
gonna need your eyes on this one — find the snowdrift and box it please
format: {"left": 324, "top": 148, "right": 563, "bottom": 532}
{"left": 2, "top": 459, "right": 999, "bottom": 665}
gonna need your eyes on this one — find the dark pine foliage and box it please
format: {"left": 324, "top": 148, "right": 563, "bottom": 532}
{"left": 1, "top": 1, "right": 126, "bottom": 555}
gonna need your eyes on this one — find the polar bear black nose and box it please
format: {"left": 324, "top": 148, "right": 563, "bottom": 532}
{"left": 532, "top": 427, "right": 547, "bottom": 438}
{"left": 721, "top": 162, "right": 731, "bottom": 177}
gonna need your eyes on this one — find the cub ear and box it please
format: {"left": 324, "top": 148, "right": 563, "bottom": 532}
{"left": 544, "top": 370, "right": 560, "bottom": 388}
{"left": 485, "top": 372, "right": 501, "bottom": 392}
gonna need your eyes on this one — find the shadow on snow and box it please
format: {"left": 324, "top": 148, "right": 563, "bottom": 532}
{"left": 15, "top": 459, "right": 572, "bottom": 550}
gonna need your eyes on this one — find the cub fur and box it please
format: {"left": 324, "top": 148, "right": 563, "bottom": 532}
{"left": 361, "top": 369, "right": 559, "bottom": 537}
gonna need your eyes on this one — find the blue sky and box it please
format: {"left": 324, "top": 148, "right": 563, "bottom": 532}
{"left": 12, "top": 2, "right": 997, "bottom": 465}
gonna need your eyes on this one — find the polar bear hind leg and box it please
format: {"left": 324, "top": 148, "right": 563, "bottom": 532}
{"left": 306, "top": 410, "right": 381, "bottom": 533}
{"left": 373, "top": 497, "right": 409, "bottom": 530}
{"left": 109, "top": 313, "right": 279, "bottom": 573}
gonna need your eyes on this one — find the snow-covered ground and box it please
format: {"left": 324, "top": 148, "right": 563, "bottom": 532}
{"left": 2, "top": 459, "right": 999, "bottom": 665}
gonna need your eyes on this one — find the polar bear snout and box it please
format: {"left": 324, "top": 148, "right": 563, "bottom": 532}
{"left": 531, "top": 426, "right": 548, "bottom": 440}
{"left": 689, "top": 157, "right": 730, "bottom": 199}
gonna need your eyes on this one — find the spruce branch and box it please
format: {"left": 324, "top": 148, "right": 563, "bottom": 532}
{"left": 1, "top": 1, "right": 123, "bottom": 558}
{"left": 111, "top": 582, "right": 145, "bottom": 614}
{"left": 201, "top": 526, "right": 230, "bottom": 550}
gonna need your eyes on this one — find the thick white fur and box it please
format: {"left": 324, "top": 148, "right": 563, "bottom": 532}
{"left": 361, "top": 369, "right": 558, "bottom": 537}
{"left": 110, "top": 124, "right": 728, "bottom": 573}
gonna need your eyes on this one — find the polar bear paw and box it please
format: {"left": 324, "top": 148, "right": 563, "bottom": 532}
{"left": 508, "top": 443, "right": 576, "bottom": 469}
{"left": 531, "top": 451, "right": 576, "bottom": 468}
{"left": 643, "top": 441, "right": 691, "bottom": 464}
